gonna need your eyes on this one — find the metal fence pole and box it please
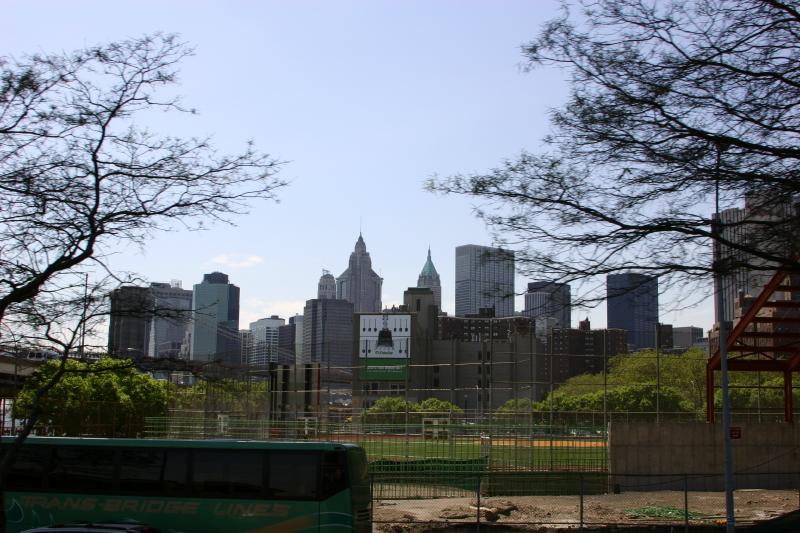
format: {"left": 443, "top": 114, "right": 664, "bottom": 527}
{"left": 684, "top": 474, "right": 689, "bottom": 533}
{"left": 579, "top": 472, "right": 584, "bottom": 532}
{"left": 476, "top": 474, "right": 481, "bottom": 531}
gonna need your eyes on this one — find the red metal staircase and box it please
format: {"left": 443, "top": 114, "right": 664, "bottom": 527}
{"left": 706, "top": 270, "right": 800, "bottom": 422}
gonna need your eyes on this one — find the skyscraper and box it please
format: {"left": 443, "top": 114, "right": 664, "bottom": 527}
{"left": 713, "top": 193, "right": 798, "bottom": 323}
{"left": 606, "top": 273, "right": 659, "bottom": 351}
{"left": 190, "top": 272, "right": 240, "bottom": 363}
{"left": 336, "top": 233, "right": 382, "bottom": 312}
{"left": 248, "top": 315, "right": 285, "bottom": 367}
{"left": 455, "top": 245, "right": 515, "bottom": 317}
{"left": 417, "top": 247, "right": 441, "bottom": 310}
{"left": 302, "top": 298, "right": 354, "bottom": 370}
{"left": 108, "top": 286, "right": 152, "bottom": 357}
{"left": 108, "top": 281, "right": 192, "bottom": 358}
{"left": 523, "top": 281, "right": 571, "bottom": 328}
{"left": 278, "top": 314, "right": 303, "bottom": 366}
{"left": 147, "top": 282, "right": 192, "bottom": 358}
{"left": 318, "top": 270, "right": 336, "bottom": 300}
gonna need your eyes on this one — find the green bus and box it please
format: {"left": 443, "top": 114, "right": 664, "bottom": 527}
{"left": 0, "top": 437, "right": 371, "bottom": 533}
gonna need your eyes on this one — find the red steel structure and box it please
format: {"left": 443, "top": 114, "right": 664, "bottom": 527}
{"left": 707, "top": 269, "right": 800, "bottom": 422}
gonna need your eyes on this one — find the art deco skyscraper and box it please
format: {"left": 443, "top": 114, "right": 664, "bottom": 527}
{"left": 455, "top": 244, "right": 515, "bottom": 317}
{"left": 336, "top": 233, "right": 382, "bottom": 312}
{"left": 318, "top": 270, "right": 336, "bottom": 299}
{"left": 416, "top": 247, "right": 441, "bottom": 310}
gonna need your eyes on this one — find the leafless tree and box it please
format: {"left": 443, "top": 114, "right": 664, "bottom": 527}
{"left": 0, "top": 34, "right": 284, "bottom": 531}
{"left": 0, "top": 33, "right": 284, "bottom": 325}
{"left": 429, "top": 0, "right": 800, "bottom": 305}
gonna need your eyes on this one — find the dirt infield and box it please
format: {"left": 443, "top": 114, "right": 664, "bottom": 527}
{"left": 341, "top": 433, "right": 607, "bottom": 448}
{"left": 489, "top": 438, "right": 605, "bottom": 448}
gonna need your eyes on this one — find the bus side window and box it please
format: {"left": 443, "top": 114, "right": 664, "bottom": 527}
{"left": 3, "top": 445, "right": 49, "bottom": 490}
{"left": 192, "top": 450, "right": 263, "bottom": 498}
{"left": 267, "top": 451, "right": 319, "bottom": 500}
{"left": 119, "top": 449, "right": 187, "bottom": 494}
{"left": 320, "top": 451, "right": 347, "bottom": 499}
{"left": 49, "top": 447, "right": 116, "bottom": 492}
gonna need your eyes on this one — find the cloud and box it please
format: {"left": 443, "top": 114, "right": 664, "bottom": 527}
{"left": 211, "top": 253, "right": 264, "bottom": 269}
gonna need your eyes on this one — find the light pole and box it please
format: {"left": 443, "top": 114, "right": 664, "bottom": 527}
{"left": 713, "top": 140, "right": 735, "bottom": 533}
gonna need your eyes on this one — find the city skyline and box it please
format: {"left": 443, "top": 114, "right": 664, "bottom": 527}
{"left": 3, "top": 1, "right": 716, "bottom": 333}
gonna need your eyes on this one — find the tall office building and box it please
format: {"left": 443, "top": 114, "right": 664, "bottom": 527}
{"left": 607, "top": 273, "right": 659, "bottom": 351}
{"left": 302, "top": 298, "right": 354, "bottom": 370}
{"left": 417, "top": 248, "right": 442, "bottom": 310}
{"left": 108, "top": 282, "right": 192, "bottom": 358}
{"left": 455, "top": 245, "right": 515, "bottom": 318}
{"left": 108, "top": 286, "right": 153, "bottom": 357}
{"left": 147, "top": 282, "right": 192, "bottom": 358}
{"left": 713, "top": 193, "right": 798, "bottom": 323}
{"left": 336, "top": 233, "right": 382, "bottom": 312}
{"left": 248, "top": 315, "right": 285, "bottom": 367}
{"left": 523, "top": 281, "right": 571, "bottom": 328}
{"left": 318, "top": 270, "right": 336, "bottom": 300}
{"left": 190, "top": 272, "right": 241, "bottom": 363}
{"left": 278, "top": 314, "right": 304, "bottom": 366}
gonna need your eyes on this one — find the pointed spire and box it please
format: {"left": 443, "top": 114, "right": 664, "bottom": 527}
{"left": 355, "top": 232, "right": 366, "bottom": 253}
{"left": 420, "top": 247, "right": 438, "bottom": 277}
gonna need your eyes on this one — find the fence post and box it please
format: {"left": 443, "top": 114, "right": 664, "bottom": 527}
{"left": 476, "top": 474, "right": 481, "bottom": 531}
{"left": 579, "top": 472, "right": 584, "bottom": 532}
{"left": 684, "top": 474, "right": 689, "bottom": 533}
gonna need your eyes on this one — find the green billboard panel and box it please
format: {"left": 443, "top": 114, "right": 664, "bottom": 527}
{"left": 358, "top": 358, "right": 408, "bottom": 381}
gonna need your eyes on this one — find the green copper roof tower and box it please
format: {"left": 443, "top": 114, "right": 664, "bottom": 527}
{"left": 417, "top": 247, "right": 441, "bottom": 309}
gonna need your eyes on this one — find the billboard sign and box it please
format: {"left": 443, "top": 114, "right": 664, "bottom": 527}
{"left": 358, "top": 314, "right": 410, "bottom": 381}
{"left": 358, "top": 314, "right": 411, "bottom": 359}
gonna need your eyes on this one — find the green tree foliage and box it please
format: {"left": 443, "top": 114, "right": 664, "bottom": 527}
{"left": 169, "top": 378, "right": 271, "bottom": 416}
{"left": 418, "top": 397, "right": 464, "bottom": 415}
{"left": 499, "top": 348, "right": 708, "bottom": 418}
{"left": 500, "top": 347, "right": 797, "bottom": 419}
{"left": 14, "top": 358, "right": 167, "bottom": 436}
{"left": 362, "top": 396, "right": 419, "bottom": 425}
{"left": 715, "top": 373, "right": 800, "bottom": 412}
{"left": 546, "top": 384, "right": 693, "bottom": 413}
{"left": 363, "top": 397, "right": 465, "bottom": 425}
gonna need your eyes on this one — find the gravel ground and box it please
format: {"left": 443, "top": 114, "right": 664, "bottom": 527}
{"left": 373, "top": 489, "right": 799, "bottom": 531}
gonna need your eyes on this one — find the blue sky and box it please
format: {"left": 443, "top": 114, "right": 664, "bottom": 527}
{"left": 4, "top": 1, "right": 714, "bottom": 331}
